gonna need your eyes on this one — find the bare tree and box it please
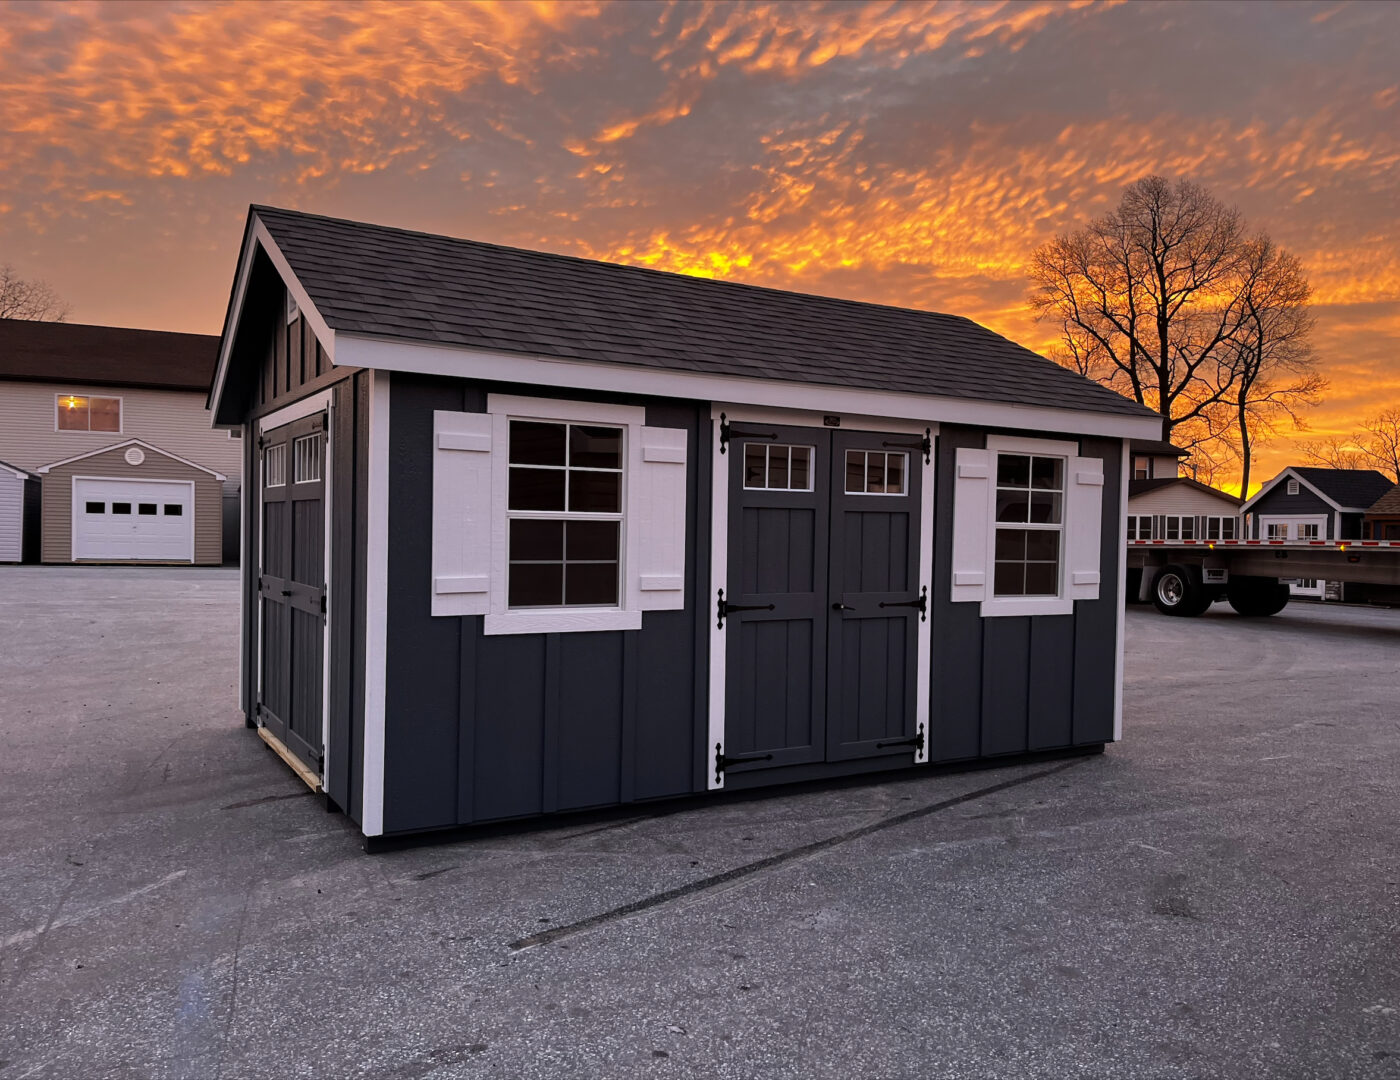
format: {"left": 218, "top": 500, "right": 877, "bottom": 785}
{"left": 0, "top": 263, "right": 69, "bottom": 321}
{"left": 1030, "top": 176, "right": 1249, "bottom": 443}
{"left": 1224, "top": 236, "right": 1326, "bottom": 495}
{"left": 1302, "top": 409, "right": 1400, "bottom": 483}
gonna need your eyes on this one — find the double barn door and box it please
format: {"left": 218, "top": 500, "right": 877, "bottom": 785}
{"left": 257, "top": 412, "right": 328, "bottom": 771}
{"left": 719, "top": 422, "right": 926, "bottom": 782}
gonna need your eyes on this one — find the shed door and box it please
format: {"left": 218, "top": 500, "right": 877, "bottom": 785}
{"left": 257, "top": 413, "right": 327, "bottom": 770}
{"left": 73, "top": 478, "right": 193, "bottom": 562}
{"left": 721, "top": 424, "right": 924, "bottom": 778}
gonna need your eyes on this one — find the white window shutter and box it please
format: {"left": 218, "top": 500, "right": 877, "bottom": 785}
{"left": 634, "top": 425, "right": 688, "bottom": 611}
{"left": 951, "top": 447, "right": 992, "bottom": 602}
{"left": 1067, "top": 455, "right": 1104, "bottom": 600}
{"left": 432, "top": 410, "right": 493, "bottom": 617}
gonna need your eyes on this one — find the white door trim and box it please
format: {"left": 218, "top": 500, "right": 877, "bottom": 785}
{"left": 706, "top": 416, "right": 728, "bottom": 790}
{"left": 70, "top": 475, "right": 196, "bottom": 563}
{"left": 362, "top": 371, "right": 391, "bottom": 835}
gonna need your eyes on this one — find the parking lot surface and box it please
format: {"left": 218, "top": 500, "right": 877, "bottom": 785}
{"left": 0, "top": 566, "right": 1398, "bottom": 1079}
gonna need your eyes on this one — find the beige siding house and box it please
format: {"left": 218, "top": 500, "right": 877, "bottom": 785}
{"left": 0, "top": 318, "right": 236, "bottom": 564}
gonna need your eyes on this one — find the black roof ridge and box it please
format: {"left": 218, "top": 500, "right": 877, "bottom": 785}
{"left": 0, "top": 316, "right": 216, "bottom": 340}
{"left": 251, "top": 204, "right": 1002, "bottom": 334}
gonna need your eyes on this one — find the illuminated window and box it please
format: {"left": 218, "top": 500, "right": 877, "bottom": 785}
{"left": 56, "top": 394, "right": 121, "bottom": 432}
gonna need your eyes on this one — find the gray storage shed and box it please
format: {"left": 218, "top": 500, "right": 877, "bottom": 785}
{"left": 209, "top": 205, "right": 1161, "bottom": 843}
{"left": 0, "top": 458, "right": 39, "bottom": 563}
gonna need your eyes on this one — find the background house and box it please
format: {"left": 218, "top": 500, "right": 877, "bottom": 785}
{"left": 1365, "top": 483, "right": 1400, "bottom": 541}
{"left": 1125, "top": 439, "right": 1242, "bottom": 542}
{"left": 0, "top": 318, "right": 239, "bottom": 564}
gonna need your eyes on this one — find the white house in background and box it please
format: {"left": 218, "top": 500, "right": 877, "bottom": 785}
{"left": 1125, "top": 439, "right": 1242, "bottom": 542}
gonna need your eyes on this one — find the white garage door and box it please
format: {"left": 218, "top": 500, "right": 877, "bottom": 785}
{"left": 73, "top": 478, "right": 194, "bottom": 562}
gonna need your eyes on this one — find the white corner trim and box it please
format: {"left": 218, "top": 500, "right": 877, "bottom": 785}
{"left": 914, "top": 432, "right": 934, "bottom": 764}
{"left": 706, "top": 416, "right": 728, "bottom": 790}
{"left": 1113, "top": 437, "right": 1129, "bottom": 742}
{"left": 258, "top": 389, "right": 335, "bottom": 433}
{"left": 335, "top": 333, "right": 1161, "bottom": 441}
{"left": 361, "top": 370, "right": 390, "bottom": 837}
{"left": 36, "top": 438, "right": 228, "bottom": 481}
{"left": 320, "top": 404, "right": 334, "bottom": 790}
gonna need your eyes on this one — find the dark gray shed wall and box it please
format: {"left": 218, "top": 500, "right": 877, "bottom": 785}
{"left": 1248, "top": 482, "right": 1337, "bottom": 537}
{"left": 381, "top": 373, "right": 702, "bottom": 835}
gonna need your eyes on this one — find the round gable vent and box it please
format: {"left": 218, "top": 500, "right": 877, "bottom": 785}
{"left": 124, "top": 447, "right": 146, "bottom": 467}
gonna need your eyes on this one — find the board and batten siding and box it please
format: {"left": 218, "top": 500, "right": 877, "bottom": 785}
{"left": 1247, "top": 483, "right": 1336, "bottom": 538}
{"left": 0, "top": 381, "right": 242, "bottom": 494}
{"left": 1127, "top": 485, "right": 1240, "bottom": 516}
{"left": 41, "top": 445, "right": 223, "bottom": 564}
{"left": 0, "top": 469, "right": 27, "bottom": 562}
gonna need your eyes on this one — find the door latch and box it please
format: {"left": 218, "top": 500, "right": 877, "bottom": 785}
{"left": 714, "top": 743, "right": 774, "bottom": 784}
{"left": 716, "top": 588, "right": 774, "bottom": 629}
{"left": 878, "top": 585, "right": 928, "bottom": 621}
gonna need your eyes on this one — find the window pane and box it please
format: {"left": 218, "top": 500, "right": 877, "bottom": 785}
{"left": 1024, "top": 561, "right": 1058, "bottom": 595}
{"left": 769, "top": 446, "right": 789, "bottom": 490}
{"left": 1025, "top": 530, "right": 1059, "bottom": 561}
{"left": 885, "top": 454, "right": 905, "bottom": 495}
{"left": 744, "top": 444, "right": 766, "bottom": 488}
{"left": 509, "top": 563, "right": 563, "bottom": 607}
{"left": 1031, "top": 457, "right": 1062, "bottom": 490}
{"left": 568, "top": 470, "right": 621, "bottom": 513}
{"left": 1029, "top": 491, "right": 1061, "bottom": 524}
{"left": 866, "top": 453, "right": 885, "bottom": 494}
{"left": 89, "top": 397, "right": 121, "bottom": 432}
{"left": 994, "top": 529, "right": 1026, "bottom": 560}
{"left": 994, "top": 561, "right": 1024, "bottom": 596}
{"left": 510, "top": 520, "right": 563, "bottom": 561}
{"left": 997, "top": 454, "right": 1030, "bottom": 487}
{"left": 564, "top": 562, "right": 619, "bottom": 606}
{"left": 57, "top": 396, "right": 89, "bottom": 430}
{"left": 995, "top": 490, "right": 1029, "bottom": 522}
{"left": 569, "top": 425, "right": 622, "bottom": 469}
{"left": 1222, "top": 519, "right": 1236, "bottom": 539}
{"left": 138, "top": 503, "right": 157, "bottom": 515}
{"left": 264, "top": 444, "right": 286, "bottom": 487}
{"left": 845, "top": 450, "right": 865, "bottom": 493}
{"left": 566, "top": 520, "right": 619, "bottom": 561}
{"left": 164, "top": 505, "right": 182, "bottom": 516}
{"left": 112, "top": 503, "right": 131, "bottom": 514}
{"left": 509, "top": 421, "right": 566, "bottom": 466}
{"left": 85, "top": 501, "right": 104, "bottom": 514}
{"left": 790, "top": 447, "right": 810, "bottom": 491}
{"left": 509, "top": 467, "right": 565, "bottom": 511}
{"left": 1181, "top": 518, "right": 1196, "bottom": 540}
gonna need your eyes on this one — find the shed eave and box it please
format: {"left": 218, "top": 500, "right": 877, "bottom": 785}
{"left": 333, "top": 332, "right": 1163, "bottom": 441}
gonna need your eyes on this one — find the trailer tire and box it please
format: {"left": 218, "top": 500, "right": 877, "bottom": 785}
{"left": 1227, "top": 579, "right": 1291, "bottom": 617}
{"left": 1152, "top": 564, "right": 1211, "bottom": 617}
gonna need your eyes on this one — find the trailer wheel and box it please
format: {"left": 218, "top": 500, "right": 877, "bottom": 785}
{"left": 1152, "top": 565, "right": 1211, "bottom": 617}
{"left": 1227, "top": 579, "right": 1290, "bottom": 617}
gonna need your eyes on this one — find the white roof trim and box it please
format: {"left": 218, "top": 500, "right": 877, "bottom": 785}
{"left": 209, "top": 213, "right": 336, "bottom": 423}
{"left": 36, "top": 438, "right": 228, "bottom": 481}
{"left": 334, "top": 333, "right": 1162, "bottom": 441}
{"left": 1241, "top": 466, "right": 1351, "bottom": 514}
{"left": 0, "top": 459, "right": 34, "bottom": 480}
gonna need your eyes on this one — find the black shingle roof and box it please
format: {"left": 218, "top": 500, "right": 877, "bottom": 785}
{"left": 0, "top": 318, "right": 218, "bottom": 392}
{"left": 1130, "top": 439, "right": 1187, "bottom": 457}
{"left": 253, "top": 206, "right": 1155, "bottom": 420}
{"left": 1367, "top": 482, "right": 1400, "bottom": 515}
{"left": 1289, "top": 467, "right": 1395, "bottom": 510}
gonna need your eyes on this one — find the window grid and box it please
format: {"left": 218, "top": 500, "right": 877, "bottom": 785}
{"left": 293, "top": 434, "right": 321, "bottom": 484}
{"left": 56, "top": 394, "right": 121, "bottom": 433}
{"left": 1267, "top": 523, "right": 1288, "bottom": 540}
{"left": 743, "top": 443, "right": 813, "bottom": 491}
{"left": 1204, "top": 516, "right": 1238, "bottom": 540}
{"left": 844, "top": 450, "right": 907, "bottom": 496}
{"left": 1127, "top": 514, "right": 1153, "bottom": 540}
{"left": 993, "top": 453, "right": 1064, "bottom": 598}
{"left": 263, "top": 443, "right": 287, "bottom": 488}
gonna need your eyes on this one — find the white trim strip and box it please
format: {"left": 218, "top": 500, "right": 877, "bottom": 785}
{"left": 321, "top": 406, "right": 334, "bottom": 791}
{"left": 914, "top": 429, "right": 934, "bottom": 765}
{"left": 1113, "top": 437, "right": 1129, "bottom": 742}
{"left": 337, "top": 334, "right": 1161, "bottom": 441}
{"left": 36, "top": 438, "right": 227, "bottom": 480}
{"left": 361, "top": 371, "right": 391, "bottom": 836}
{"left": 258, "top": 390, "right": 335, "bottom": 433}
{"left": 706, "top": 416, "right": 728, "bottom": 790}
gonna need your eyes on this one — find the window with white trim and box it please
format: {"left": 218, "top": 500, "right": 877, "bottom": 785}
{"left": 1127, "top": 514, "right": 1154, "bottom": 540}
{"left": 1204, "top": 516, "right": 1238, "bottom": 540}
{"left": 1267, "top": 522, "right": 1288, "bottom": 540}
{"left": 744, "top": 443, "right": 813, "bottom": 491}
{"left": 1164, "top": 515, "right": 1196, "bottom": 541}
{"left": 1132, "top": 455, "right": 1151, "bottom": 480}
{"left": 429, "top": 396, "right": 688, "bottom": 635}
{"left": 1297, "top": 522, "right": 1319, "bottom": 540}
{"left": 845, "top": 450, "right": 907, "bottom": 495}
{"left": 993, "top": 453, "right": 1063, "bottom": 596}
{"left": 263, "top": 443, "right": 286, "bottom": 487}
{"left": 56, "top": 393, "right": 121, "bottom": 432}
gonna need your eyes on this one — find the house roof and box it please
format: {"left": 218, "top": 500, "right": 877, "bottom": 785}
{"left": 1130, "top": 439, "right": 1187, "bottom": 457}
{"left": 246, "top": 205, "right": 1156, "bottom": 422}
{"left": 0, "top": 457, "right": 35, "bottom": 481}
{"left": 1129, "top": 476, "right": 1242, "bottom": 505}
{"left": 1286, "top": 467, "right": 1393, "bottom": 510}
{"left": 35, "top": 438, "right": 227, "bottom": 480}
{"left": 0, "top": 318, "right": 219, "bottom": 392}
{"left": 1366, "top": 482, "right": 1400, "bottom": 516}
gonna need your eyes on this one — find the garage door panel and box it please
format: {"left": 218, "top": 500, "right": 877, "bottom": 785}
{"left": 73, "top": 479, "right": 193, "bottom": 562}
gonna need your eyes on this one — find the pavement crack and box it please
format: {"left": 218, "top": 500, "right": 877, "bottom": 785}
{"left": 507, "top": 758, "right": 1087, "bottom": 952}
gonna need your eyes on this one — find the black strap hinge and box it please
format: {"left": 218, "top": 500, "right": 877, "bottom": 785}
{"left": 714, "top": 743, "right": 774, "bottom": 784}
{"left": 878, "top": 585, "right": 928, "bottom": 621}
{"left": 718, "top": 412, "right": 777, "bottom": 454}
{"left": 882, "top": 429, "right": 932, "bottom": 464}
{"left": 876, "top": 723, "right": 926, "bottom": 753}
{"left": 716, "top": 588, "right": 775, "bottom": 629}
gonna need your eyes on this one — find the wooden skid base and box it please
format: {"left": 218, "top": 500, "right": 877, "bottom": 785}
{"left": 256, "top": 725, "right": 322, "bottom": 793}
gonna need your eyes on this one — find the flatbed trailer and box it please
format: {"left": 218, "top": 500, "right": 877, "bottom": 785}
{"left": 1126, "top": 538, "right": 1400, "bottom": 616}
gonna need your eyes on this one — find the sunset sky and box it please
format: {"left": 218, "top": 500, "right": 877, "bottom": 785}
{"left": 2, "top": 0, "right": 1397, "bottom": 491}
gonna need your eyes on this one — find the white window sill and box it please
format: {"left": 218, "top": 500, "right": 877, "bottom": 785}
{"left": 979, "top": 595, "right": 1074, "bottom": 618}
{"left": 483, "top": 607, "right": 643, "bottom": 636}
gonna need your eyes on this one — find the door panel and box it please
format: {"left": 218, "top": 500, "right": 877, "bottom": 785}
{"left": 258, "top": 413, "right": 327, "bottom": 770}
{"left": 73, "top": 478, "right": 193, "bottom": 561}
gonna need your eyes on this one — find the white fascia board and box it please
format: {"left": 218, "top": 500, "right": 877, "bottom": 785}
{"left": 333, "top": 333, "right": 1162, "bottom": 441}
{"left": 208, "top": 215, "right": 336, "bottom": 425}
{"left": 1240, "top": 467, "right": 1346, "bottom": 515}
{"left": 35, "top": 438, "right": 227, "bottom": 481}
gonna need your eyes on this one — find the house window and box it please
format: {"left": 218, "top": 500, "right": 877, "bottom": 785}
{"left": 1297, "top": 523, "right": 1319, "bottom": 540}
{"left": 263, "top": 444, "right": 286, "bottom": 488}
{"left": 506, "top": 420, "right": 624, "bottom": 609}
{"left": 293, "top": 434, "right": 321, "bottom": 484}
{"left": 1127, "top": 514, "right": 1153, "bottom": 540}
{"left": 844, "top": 450, "right": 907, "bottom": 495}
{"left": 56, "top": 394, "right": 121, "bottom": 432}
{"left": 992, "top": 453, "right": 1063, "bottom": 597}
{"left": 1267, "top": 523, "right": 1288, "bottom": 540}
{"left": 1133, "top": 455, "right": 1150, "bottom": 480}
{"left": 1286, "top": 479, "right": 1300, "bottom": 495}
{"left": 1164, "top": 515, "right": 1196, "bottom": 541}
{"left": 745, "top": 444, "right": 813, "bottom": 491}
{"left": 1204, "top": 516, "right": 1238, "bottom": 540}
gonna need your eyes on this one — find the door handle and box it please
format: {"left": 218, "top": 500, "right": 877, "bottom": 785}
{"left": 832, "top": 602, "right": 854, "bottom": 612}
{"left": 282, "top": 589, "right": 293, "bottom": 597}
